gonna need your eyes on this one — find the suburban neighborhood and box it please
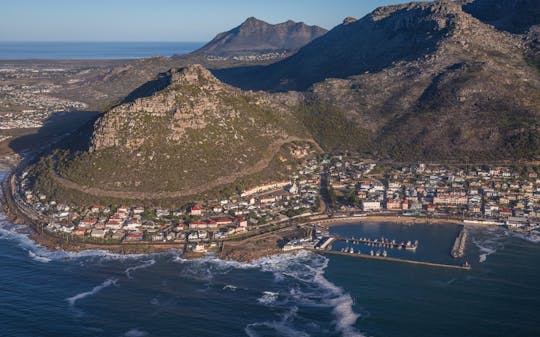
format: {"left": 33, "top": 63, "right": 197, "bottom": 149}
{"left": 10, "top": 155, "right": 540, "bottom": 254}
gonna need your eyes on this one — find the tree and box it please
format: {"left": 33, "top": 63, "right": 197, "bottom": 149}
{"left": 328, "top": 186, "right": 337, "bottom": 209}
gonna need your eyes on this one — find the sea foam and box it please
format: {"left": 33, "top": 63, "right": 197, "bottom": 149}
{"left": 248, "top": 251, "right": 365, "bottom": 337}
{"left": 125, "top": 259, "right": 156, "bottom": 279}
{"left": 66, "top": 278, "right": 117, "bottom": 306}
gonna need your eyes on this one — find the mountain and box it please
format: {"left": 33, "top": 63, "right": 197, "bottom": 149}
{"left": 56, "top": 18, "right": 327, "bottom": 111}
{"left": 28, "top": 0, "right": 540, "bottom": 205}
{"left": 462, "top": 0, "right": 540, "bottom": 34}
{"left": 216, "top": 0, "right": 540, "bottom": 160}
{"left": 193, "top": 17, "right": 327, "bottom": 56}
{"left": 31, "top": 65, "right": 318, "bottom": 205}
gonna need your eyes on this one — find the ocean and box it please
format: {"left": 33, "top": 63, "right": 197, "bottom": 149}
{"left": 0, "top": 42, "right": 205, "bottom": 59}
{"left": 1, "top": 193, "right": 539, "bottom": 336}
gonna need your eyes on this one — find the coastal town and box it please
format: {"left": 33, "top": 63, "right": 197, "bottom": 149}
{"left": 9, "top": 155, "right": 540, "bottom": 256}
{"left": 0, "top": 65, "right": 88, "bottom": 129}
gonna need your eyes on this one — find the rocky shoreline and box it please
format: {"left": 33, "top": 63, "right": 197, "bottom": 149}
{"left": 0, "top": 171, "right": 306, "bottom": 261}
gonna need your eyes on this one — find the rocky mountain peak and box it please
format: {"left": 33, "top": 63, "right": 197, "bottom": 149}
{"left": 170, "top": 64, "right": 219, "bottom": 85}
{"left": 241, "top": 17, "right": 266, "bottom": 28}
{"left": 342, "top": 17, "right": 358, "bottom": 25}
{"left": 193, "top": 17, "right": 327, "bottom": 56}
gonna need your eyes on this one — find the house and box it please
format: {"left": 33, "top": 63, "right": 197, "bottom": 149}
{"left": 386, "top": 200, "right": 401, "bottom": 210}
{"left": 207, "top": 220, "right": 218, "bottom": 229}
{"left": 117, "top": 206, "right": 129, "bottom": 214}
{"left": 125, "top": 233, "right": 143, "bottom": 242}
{"left": 106, "top": 219, "right": 123, "bottom": 230}
{"left": 189, "top": 221, "right": 207, "bottom": 230}
{"left": 133, "top": 207, "right": 145, "bottom": 215}
{"left": 73, "top": 228, "right": 87, "bottom": 236}
{"left": 500, "top": 208, "right": 513, "bottom": 217}
{"left": 78, "top": 218, "right": 97, "bottom": 228}
{"left": 401, "top": 200, "right": 409, "bottom": 210}
{"left": 190, "top": 205, "right": 202, "bottom": 216}
{"left": 362, "top": 201, "right": 381, "bottom": 211}
{"left": 91, "top": 205, "right": 105, "bottom": 213}
{"left": 216, "top": 218, "right": 233, "bottom": 226}
{"left": 237, "top": 218, "right": 248, "bottom": 227}
{"left": 125, "top": 219, "right": 141, "bottom": 230}
{"left": 90, "top": 229, "right": 106, "bottom": 239}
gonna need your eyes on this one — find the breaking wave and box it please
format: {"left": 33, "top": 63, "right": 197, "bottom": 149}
{"left": 170, "top": 251, "right": 364, "bottom": 336}
{"left": 508, "top": 231, "right": 540, "bottom": 244}
{"left": 0, "top": 221, "right": 179, "bottom": 263}
{"left": 470, "top": 227, "right": 506, "bottom": 263}
{"left": 257, "top": 291, "right": 279, "bottom": 305}
{"left": 66, "top": 278, "right": 117, "bottom": 307}
{"left": 249, "top": 251, "right": 364, "bottom": 337}
{"left": 125, "top": 259, "right": 156, "bottom": 279}
{"left": 28, "top": 250, "right": 52, "bottom": 263}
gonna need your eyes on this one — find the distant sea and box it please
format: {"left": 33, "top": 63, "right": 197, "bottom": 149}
{"left": 0, "top": 42, "right": 205, "bottom": 59}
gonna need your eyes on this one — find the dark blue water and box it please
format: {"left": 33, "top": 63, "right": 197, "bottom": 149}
{"left": 0, "top": 42, "right": 205, "bottom": 59}
{"left": 1, "top": 216, "right": 539, "bottom": 336}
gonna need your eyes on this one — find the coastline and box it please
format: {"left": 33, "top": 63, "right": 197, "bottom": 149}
{"left": 0, "top": 157, "right": 494, "bottom": 262}
{"left": 317, "top": 215, "right": 464, "bottom": 227}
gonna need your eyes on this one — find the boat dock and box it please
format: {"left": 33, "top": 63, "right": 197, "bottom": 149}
{"left": 331, "top": 235, "right": 418, "bottom": 250}
{"left": 312, "top": 249, "right": 471, "bottom": 270}
{"left": 451, "top": 226, "right": 467, "bottom": 258}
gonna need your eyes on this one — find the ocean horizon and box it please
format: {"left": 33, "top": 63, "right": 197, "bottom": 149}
{"left": 0, "top": 41, "right": 206, "bottom": 60}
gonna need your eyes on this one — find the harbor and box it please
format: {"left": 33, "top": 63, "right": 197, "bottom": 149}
{"left": 332, "top": 235, "right": 418, "bottom": 250}
{"left": 285, "top": 225, "right": 472, "bottom": 270}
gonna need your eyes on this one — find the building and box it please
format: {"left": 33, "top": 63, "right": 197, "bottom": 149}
{"left": 190, "top": 205, "right": 202, "bottom": 216}
{"left": 362, "top": 201, "right": 381, "bottom": 211}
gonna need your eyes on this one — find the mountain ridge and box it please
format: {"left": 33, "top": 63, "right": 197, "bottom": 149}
{"left": 27, "top": 0, "right": 540, "bottom": 205}
{"left": 193, "top": 17, "right": 327, "bottom": 56}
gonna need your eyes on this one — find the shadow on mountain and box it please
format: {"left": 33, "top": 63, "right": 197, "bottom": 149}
{"left": 463, "top": 0, "right": 540, "bottom": 34}
{"left": 213, "top": 4, "right": 450, "bottom": 92}
{"left": 6, "top": 110, "right": 100, "bottom": 161}
{"left": 120, "top": 70, "right": 173, "bottom": 104}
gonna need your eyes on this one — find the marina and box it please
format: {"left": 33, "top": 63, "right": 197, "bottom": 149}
{"left": 331, "top": 235, "right": 419, "bottom": 250}
{"left": 301, "top": 229, "right": 471, "bottom": 270}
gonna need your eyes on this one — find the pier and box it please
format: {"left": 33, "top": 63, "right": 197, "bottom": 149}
{"left": 313, "top": 249, "right": 471, "bottom": 270}
{"left": 451, "top": 226, "right": 467, "bottom": 258}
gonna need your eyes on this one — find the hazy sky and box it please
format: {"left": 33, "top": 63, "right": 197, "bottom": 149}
{"left": 1, "top": 0, "right": 411, "bottom": 42}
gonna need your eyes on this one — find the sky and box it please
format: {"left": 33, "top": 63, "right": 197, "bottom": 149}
{"left": 0, "top": 0, "right": 410, "bottom": 42}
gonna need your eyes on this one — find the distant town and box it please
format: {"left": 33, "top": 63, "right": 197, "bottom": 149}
{"left": 10, "top": 155, "right": 540, "bottom": 255}
{"left": 0, "top": 66, "right": 88, "bottom": 129}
